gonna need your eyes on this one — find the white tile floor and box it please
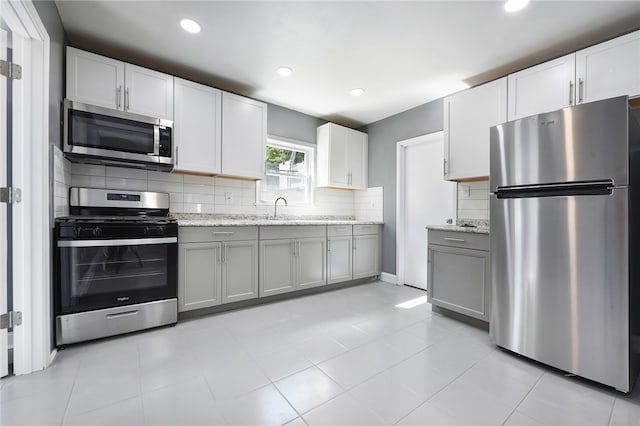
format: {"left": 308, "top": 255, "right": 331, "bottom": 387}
{"left": 1, "top": 281, "right": 639, "bottom": 425}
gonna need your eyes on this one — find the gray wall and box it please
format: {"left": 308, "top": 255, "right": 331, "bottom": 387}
{"left": 363, "top": 99, "right": 444, "bottom": 275}
{"left": 33, "top": 0, "right": 66, "bottom": 148}
{"left": 267, "top": 103, "right": 326, "bottom": 143}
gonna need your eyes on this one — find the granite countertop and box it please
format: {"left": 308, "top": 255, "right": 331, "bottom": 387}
{"left": 426, "top": 219, "right": 489, "bottom": 234}
{"left": 172, "top": 214, "right": 384, "bottom": 227}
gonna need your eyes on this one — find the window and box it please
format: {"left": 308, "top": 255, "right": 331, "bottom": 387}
{"left": 257, "top": 137, "right": 314, "bottom": 205}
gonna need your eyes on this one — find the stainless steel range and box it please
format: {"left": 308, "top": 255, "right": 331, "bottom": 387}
{"left": 55, "top": 188, "right": 178, "bottom": 346}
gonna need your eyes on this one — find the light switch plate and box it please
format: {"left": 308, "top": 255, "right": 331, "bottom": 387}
{"left": 461, "top": 185, "right": 471, "bottom": 197}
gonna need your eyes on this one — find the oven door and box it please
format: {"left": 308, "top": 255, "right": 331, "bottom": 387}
{"left": 57, "top": 236, "right": 177, "bottom": 314}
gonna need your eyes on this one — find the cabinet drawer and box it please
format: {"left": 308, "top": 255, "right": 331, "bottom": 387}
{"left": 353, "top": 224, "right": 380, "bottom": 236}
{"left": 428, "top": 230, "right": 489, "bottom": 250}
{"left": 259, "top": 225, "right": 326, "bottom": 240}
{"left": 179, "top": 226, "right": 258, "bottom": 243}
{"left": 327, "top": 225, "right": 353, "bottom": 237}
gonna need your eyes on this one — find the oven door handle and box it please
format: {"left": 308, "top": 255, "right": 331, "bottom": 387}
{"left": 57, "top": 237, "right": 177, "bottom": 248}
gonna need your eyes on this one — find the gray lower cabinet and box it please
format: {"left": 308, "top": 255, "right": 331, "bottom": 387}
{"left": 179, "top": 227, "right": 258, "bottom": 312}
{"left": 259, "top": 238, "right": 296, "bottom": 296}
{"left": 427, "top": 230, "right": 490, "bottom": 322}
{"left": 222, "top": 240, "right": 259, "bottom": 303}
{"left": 327, "top": 225, "right": 353, "bottom": 284}
{"left": 259, "top": 226, "right": 326, "bottom": 297}
{"left": 327, "top": 236, "right": 352, "bottom": 284}
{"left": 179, "top": 242, "right": 222, "bottom": 311}
{"left": 353, "top": 225, "right": 381, "bottom": 280}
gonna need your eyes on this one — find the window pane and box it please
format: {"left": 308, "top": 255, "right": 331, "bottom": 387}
{"left": 262, "top": 175, "right": 308, "bottom": 204}
{"left": 266, "top": 146, "right": 307, "bottom": 176}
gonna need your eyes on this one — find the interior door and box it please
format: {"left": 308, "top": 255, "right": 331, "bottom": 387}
{"left": 398, "top": 133, "right": 456, "bottom": 289}
{"left": 1, "top": 26, "right": 10, "bottom": 378}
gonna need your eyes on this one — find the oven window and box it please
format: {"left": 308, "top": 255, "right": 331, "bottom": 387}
{"left": 69, "top": 109, "right": 155, "bottom": 154}
{"left": 58, "top": 242, "right": 177, "bottom": 313}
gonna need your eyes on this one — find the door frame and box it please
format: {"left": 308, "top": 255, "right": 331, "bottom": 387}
{"left": 396, "top": 131, "right": 456, "bottom": 288}
{"left": 2, "top": 0, "right": 52, "bottom": 375}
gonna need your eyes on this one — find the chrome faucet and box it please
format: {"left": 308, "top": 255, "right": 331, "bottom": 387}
{"left": 274, "top": 197, "right": 288, "bottom": 218}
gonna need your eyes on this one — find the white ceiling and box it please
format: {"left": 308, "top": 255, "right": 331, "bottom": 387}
{"left": 55, "top": 1, "right": 640, "bottom": 127}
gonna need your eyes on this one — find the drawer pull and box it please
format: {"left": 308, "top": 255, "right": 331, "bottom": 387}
{"left": 443, "top": 237, "right": 465, "bottom": 242}
{"left": 212, "top": 231, "right": 234, "bottom": 235}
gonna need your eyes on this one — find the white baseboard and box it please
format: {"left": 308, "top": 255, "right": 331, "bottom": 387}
{"left": 380, "top": 272, "right": 398, "bottom": 285}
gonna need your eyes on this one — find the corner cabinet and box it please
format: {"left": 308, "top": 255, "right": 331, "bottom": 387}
{"left": 221, "top": 92, "right": 267, "bottom": 180}
{"left": 178, "top": 227, "right": 258, "bottom": 312}
{"left": 427, "top": 230, "right": 490, "bottom": 322}
{"left": 259, "top": 226, "right": 326, "bottom": 297}
{"left": 173, "top": 78, "right": 222, "bottom": 174}
{"left": 444, "top": 78, "right": 507, "bottom": 180}
{"left": 317, "top": 123, "right": 368, "bottom": 190}
{"left": 66, "top": 47, "right": 173, "bottom": 120}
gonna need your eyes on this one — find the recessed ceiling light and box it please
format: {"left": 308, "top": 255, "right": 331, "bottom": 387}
{"left": 277, "top": 66, "right": 293, "bottom": 77}
{"left": 504, "top": 0, "right": 530, "bottom": 13}
{"left": 351, "top": 88, "right": 365, "bottom": 96}
{"left": 180, "top": 18, "right": 201, "bottom": 34}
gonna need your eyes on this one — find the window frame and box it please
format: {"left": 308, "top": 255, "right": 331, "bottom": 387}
{"left": 256, "top": 136, "right": 316, "bottom": 206}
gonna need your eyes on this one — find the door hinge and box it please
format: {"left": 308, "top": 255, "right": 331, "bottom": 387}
{"left": 0, "top": 187, "right": 21, "bottom": 204}
{"left": 0, "top": 60, "right": 22, "bottom": 80}
{"left": 0, "top": 311, "right": 22, "bottom": 330}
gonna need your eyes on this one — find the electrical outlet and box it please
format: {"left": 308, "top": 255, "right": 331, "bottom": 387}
{"left": 225, "top": 192, "right": 233, "bottom": 203}
{"left": 462, "top": 185, "right": 471, "bottom": 197}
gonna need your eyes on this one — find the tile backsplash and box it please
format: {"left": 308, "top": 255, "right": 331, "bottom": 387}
{"left": 53, "top": 146, "right": 72, "bottom": 218}
{"left": 59, "top": 162, "right": 380, "bottom": 219}
{"left": 457, "top": 180, "right": 489, "bottom": 221}
{"left": 355, "top": 187, "right": 383, "bottom": 222}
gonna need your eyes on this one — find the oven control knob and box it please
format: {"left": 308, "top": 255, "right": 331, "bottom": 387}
{"left": 92, "top": 227, "right": 102, "bottom": 237}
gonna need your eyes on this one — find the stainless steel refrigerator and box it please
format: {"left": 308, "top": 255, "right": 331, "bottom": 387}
{"left": 489, "top": 96, "right": 640, "bottom": 392}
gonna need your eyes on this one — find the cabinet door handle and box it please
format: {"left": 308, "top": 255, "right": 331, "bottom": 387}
{"left": 443, "top": 237, "right": 466, "bottom": 242}
{"left": 116, "top": 85, "right": 122, "bottom": 108}
{"left": 578, "top": 78, "right": 584, "bottom": 103}
{"left": 212, "top": 231, "right": 234, "bottom": 235}
{"left": 222, "top": 244, "right": 227, "bottom": 263}
{"left": 217, "top": 245, "right": 221, "bottom": 263}
{"left": 125, "top": 87, "right": 130, "bottom": 110}
{"left": 443, "top": 159, "right": 448, "bottom": 176}
{"left": 569, "top": 80, "right": 574, "bottom": 105}
{"left": 175, "top": 146, "right": 179, "bottom": 166}
{"left": 327, "top": 240, "right": 331, "bottom": 252}
{"left": 353, "top": 238, "right": 357, "bottom": 250}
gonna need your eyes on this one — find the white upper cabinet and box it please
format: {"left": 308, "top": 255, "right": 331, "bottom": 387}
{"left": 508, "top": 54, "right": 576, "bottom": 121}
{"left": 317, "top": 123, "right": 368, "bottom": 190}
{"left": 66, "top": 47, "right": 124, "bottom": 110}
{"left": 173, "top": 78, "right": 222, "bottom": 174}
{"left": 508, "top": 30, "right": 640, "bottom": 121}
{"left": 124, "top": 64, "right": 174, "bottom": 119}
{"left": 444, "top": 78, "right": 507, "bottom": 180}
{"left": 576, "top": 30, "right": 640, "bottom": 104}
{"left": 66, "top": 47, "right": 174, "bottom": 120}
{"left": 221, "top": 92, "right": 267, "bottom": 180}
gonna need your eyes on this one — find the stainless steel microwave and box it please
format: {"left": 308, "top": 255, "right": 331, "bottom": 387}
{"left": 63, "top": 99, "right": 173, "bottom": 171}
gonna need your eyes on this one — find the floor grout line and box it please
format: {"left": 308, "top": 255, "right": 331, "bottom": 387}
{"left": 501, "top": 371, "right": 546, "bottom": 425}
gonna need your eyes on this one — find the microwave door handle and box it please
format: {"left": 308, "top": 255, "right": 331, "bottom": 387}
{"left": 152, "top": 126, "right": 160, "bottom": 155}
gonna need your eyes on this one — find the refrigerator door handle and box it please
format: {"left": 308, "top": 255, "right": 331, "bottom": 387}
{"left": 496, "top": 180, "right": 614, "bottom": 199}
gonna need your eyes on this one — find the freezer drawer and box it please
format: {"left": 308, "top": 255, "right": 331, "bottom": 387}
{"left": 490, "top": 188, "right": 630, "bottom": 391}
